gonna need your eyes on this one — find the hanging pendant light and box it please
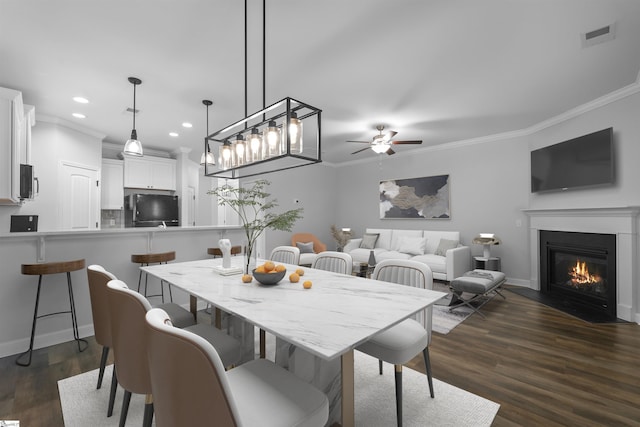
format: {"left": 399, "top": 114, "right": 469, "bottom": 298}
{"left": 123, "top": 77, "right": 143, "bottom": 156}
{"left": 200, "top": 100, "right": 215, "bottom": 167}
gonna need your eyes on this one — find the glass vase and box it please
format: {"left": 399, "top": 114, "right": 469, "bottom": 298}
{"left": 244, "top": 246, "right": 258, "bottom": 275}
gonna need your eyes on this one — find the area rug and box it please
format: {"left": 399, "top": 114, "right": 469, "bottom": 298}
{"left": 431, "top": 282, "right": 494, "bottom": 335}
{"left": 59, "top": 353, "right": 499, "bottom": 426}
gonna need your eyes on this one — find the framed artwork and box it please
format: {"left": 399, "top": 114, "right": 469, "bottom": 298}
{"left": 379, "top": 174, "right": 450, "bottom": 219}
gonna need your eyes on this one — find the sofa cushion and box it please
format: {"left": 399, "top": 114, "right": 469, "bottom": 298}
{"left": 390, "top": 229, "right": 423, "bottom": 251}
{"left": 349, "top": 248, "right": 388, "bottom": 264}
{"left": 423, "top": 231, "right": 460, "bottom": 254}
{"left": 299, "top": 252, "right": 318, "bottom": 266}
{"left": 296, "top": 241, "right": 315, "bottom": 254}
{"left": 434, "top": 238, "right": 459, "bottom": 256}
{"left": 396, "top": 236, "right": 427, "bottom": 255}
{"left": 410, "top": 254, "right": 446, "bottom": 275}
{"left": 377, "top": 251, "right": 413, "bottom": 262}
{"left": 366, "top": 228, "right": 392, "bottom": 250}
{"left": 360, "top": 233, "right": 379, "bottom": 249}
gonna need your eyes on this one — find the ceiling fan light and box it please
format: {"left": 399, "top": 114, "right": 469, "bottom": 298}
{"left": 371, "top": 143, "right": 390, "bottom": 154}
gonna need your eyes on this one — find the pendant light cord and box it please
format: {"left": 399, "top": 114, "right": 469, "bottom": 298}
{"left": 244, "top": 0, "right": 248, "bottom": 129}
{"left": 132, "top": 82, "right": 136, "bottom": 131}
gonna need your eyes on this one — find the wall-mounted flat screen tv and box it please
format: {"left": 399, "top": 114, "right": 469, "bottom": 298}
{"left": 531, "top": 127, "right": 614, "bottom": 193}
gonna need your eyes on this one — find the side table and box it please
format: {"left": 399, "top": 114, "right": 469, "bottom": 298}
{"left": 473, "top": 256, "right": 501, "bottom": 271}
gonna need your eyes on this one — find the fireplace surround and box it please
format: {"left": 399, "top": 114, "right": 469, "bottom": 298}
{"left": 524, "top": 206, "right": 640, "bottom": 323}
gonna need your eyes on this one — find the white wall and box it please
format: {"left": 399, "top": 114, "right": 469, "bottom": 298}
{"left": 0, "top": 120, "right": 102, "bottom": 232}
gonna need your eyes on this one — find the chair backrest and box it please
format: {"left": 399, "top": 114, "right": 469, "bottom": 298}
{"left": 312, "top": 251, "right": 352, "bottom": 275}
{"left": 106, "top": 279, "right": 153, "bottom": 395}
{"left": 291, "top": 233, "right": 327, "bottom": 254}
{"left": 269, "top": 245, "right": 300, "bottom": 265}
{"left": 145, "top": 308, "right": 240, "bottom": 427}
{"left": 87, "top": 265, "right": 117, "bottom": 348}
{"left": 372, "top": 259, "right": 433, "bottom": 339}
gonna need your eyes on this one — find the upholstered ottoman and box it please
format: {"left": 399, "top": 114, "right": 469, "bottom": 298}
{"left": 449, "top": 269, "right": 506, "bottom": 318}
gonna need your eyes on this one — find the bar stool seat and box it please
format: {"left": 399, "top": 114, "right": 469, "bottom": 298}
{"left": 17, "top": 259, "right": 88, "bottom": 366}
{"left": 207, "top": 246, "right": 242, "bottom": 257}
{"left": 131, "top": 251, "right": 176, "bottom": 303}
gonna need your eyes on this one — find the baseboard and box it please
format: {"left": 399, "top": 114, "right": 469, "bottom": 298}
{"left": 0, "top": 324, "right": 95, "bottom": 359}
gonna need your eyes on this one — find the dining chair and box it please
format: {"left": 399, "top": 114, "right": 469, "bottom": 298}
{"left": 356, "top": 259, "right": 435, "bottom": 427}
{"left": 311, "top": 251, "right": 352, "bottom": 275}
{"left": 145, "top": 307, "right": 329, "bottom": 427}
{"left": 106, "top": 280, "right": 243, "bottom": 427}
{"left": 269, "top": 245, "right": 301, "bottom": 265}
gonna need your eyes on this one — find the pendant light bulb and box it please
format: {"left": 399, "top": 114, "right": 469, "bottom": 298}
{"left": 124, "top": 77, "right": 143, "bottom": 156}
{"left": 287, "top": 111, "right": 303, "bottom": 154}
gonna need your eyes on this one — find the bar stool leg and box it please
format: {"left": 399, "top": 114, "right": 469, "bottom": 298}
{"left": 15, "top": 275, "right": 43, "bottom": 366}
{"left": 66, "top": 271, "right": 88, "bottom": 352}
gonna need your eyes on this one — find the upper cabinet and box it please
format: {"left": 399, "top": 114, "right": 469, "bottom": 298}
{"left": 123, "top": 155, "right": 176, "bottom": 191}
{"left": 0, "top": 87, "right": 34, "bottom": 205}
{"left": 101, "top": 159, "right": 124, "bottom": 209}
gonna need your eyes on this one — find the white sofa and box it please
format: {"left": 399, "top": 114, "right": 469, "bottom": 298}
{"left": 343, "top": 228, "right": 471, "bottom": 282}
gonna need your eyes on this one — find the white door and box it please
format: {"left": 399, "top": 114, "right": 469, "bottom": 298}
{"left": 60, "top": 162, "right": 99, "bottom": 230}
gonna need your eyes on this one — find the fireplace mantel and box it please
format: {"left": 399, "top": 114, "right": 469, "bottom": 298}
{"left": 523, "top": 206, "right": 640, "bottom": 323}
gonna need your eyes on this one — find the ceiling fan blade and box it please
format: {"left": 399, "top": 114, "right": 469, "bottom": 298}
{"left": 386, "top": 148, "right": 396, "bottom": 155}
{"left": 381, "top": 130, "right": 397, "bottom": 143}
{"left": 390, "top": 140, "right": 422, "bottom": 145}
{"left": 346, "top": 140, "right": 371, "bottom": 144}
{"left": 351, "top": 146, "right": 371, "bottom": 155}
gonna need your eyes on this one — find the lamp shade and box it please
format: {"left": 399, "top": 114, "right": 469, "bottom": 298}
{"left": 124, "top": 130, "right": 143, "bottom": 156}
{"left": 472, "top": 233, "right": 501, "bottom": 259}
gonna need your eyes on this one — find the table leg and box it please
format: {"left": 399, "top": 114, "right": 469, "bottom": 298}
{"left": 260, "top": 329, "right": 266, "bottom": 358}
{"left": 341, "top": 349, "right": 354, "bottom": 427}
{"left": 189, "top": 295, "right": 197, "bottom": 322}
{"left": 215, "top": 308, "right": 222, "bottom": 329}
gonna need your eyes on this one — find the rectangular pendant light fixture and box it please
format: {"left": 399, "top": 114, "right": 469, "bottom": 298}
{"left": 204, "top": 97, "right": 321, "bottom": 179}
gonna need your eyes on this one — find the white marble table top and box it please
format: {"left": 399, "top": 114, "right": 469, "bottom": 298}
{"left": 142, "top": 257, "right": 447, "bottom": 361}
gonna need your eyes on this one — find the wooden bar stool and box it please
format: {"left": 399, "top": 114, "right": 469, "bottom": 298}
{"left": 16, "top": 259, "right": 88, "bottom": 366}
{"left": 207, "top": 245, "right": 242, "bottom": 257}
{"left": 131, "top": 251, "right": 176, "bottom": 303}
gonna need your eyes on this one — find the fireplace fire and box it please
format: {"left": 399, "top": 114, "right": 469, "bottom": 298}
{"left": 540, "top": 230, "right": 616, "bottom": 320}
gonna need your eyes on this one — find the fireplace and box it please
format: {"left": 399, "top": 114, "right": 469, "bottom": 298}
{"left": 540, "top": 230, "right": 616, "bottom": 320}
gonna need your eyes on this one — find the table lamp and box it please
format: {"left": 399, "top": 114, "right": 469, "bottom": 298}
{"left": 472, "top": 233, "right": 501, "bottom": 259}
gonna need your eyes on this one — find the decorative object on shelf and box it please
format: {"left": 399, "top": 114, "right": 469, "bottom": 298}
{"left": 379, "top": 174, "right": 450, "bottom": 219}
{"left": 123, "top": 77, "right": 143, "bottom": 156}
{"left": 200, "top": 100, "right": 215, "bottom": 166}
{"left": 472, "top": 233, "right": 501, "bottom": 258}
{"left": 330, "top": 225, "right": 352, "bottom": 251}
{"left": 203, "top": 0, "right": 321, "bottom": 179}
{"left": 208, "top": 179, "right": 303, "bottom": 274}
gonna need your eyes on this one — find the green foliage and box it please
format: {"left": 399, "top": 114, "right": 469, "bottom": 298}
{"left": 208, "top": 179, "right": 303, "bottom": 271}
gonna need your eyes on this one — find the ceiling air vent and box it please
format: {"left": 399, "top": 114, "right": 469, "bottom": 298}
{"left": 581, "top": 23, "right": 616, "bottom": 48}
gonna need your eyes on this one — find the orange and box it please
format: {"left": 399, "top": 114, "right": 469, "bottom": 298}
{"left": 255, "top": 265, "right": 266, "bottom": 274}
{"left": 275, "top": 264, "right": 286, "bottom": 273}
{"left": 241, "top": 274, "right": 253, "bottom": 283}
{"left": 289, "top": 272, "right": 300, "bottom": 283}
{"left": 303, "top": 280, "right": 312, "bottom": 289}
{"left": 263, "top": 261, "right": 275, "bottom": 272}
{"left": 295, "top": 268, "right": 305, "bottom": 276}
{"left": 268, "top": 269, "right": 279, "bottom": 274}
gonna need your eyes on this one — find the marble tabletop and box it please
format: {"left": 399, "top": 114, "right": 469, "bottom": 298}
{"left": 142, "top": 257, "right": 447, "bottom": 361}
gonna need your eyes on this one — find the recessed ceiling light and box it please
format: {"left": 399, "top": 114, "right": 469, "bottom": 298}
{"left": 73, "top": 96, "right": 89, "bottom": 104}
{"left": 182, "top": 122, "right": 193, "bottom": 128}
{"left": 72, "top": 113, "right": 86, "bottom": 119}
{"left": 169, "top": 132, "right": 179, "bottom": 137}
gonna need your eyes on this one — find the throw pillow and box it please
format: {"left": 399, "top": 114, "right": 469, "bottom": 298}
{"left": 359, "top": 233, "right": 379, "bottom": 249}
{"left": 397, "top": 237, "right": 427, "bottom": 256}
{"left": 434, "top": 238, "right": 459, "bottom": 256}
{"left": 296, "top": 241, "right": 315, "bottom": 254}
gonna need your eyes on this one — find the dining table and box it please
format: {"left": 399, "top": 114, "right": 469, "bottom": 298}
{"left": 141, "top": 257, "right": 446, "bottom": 427}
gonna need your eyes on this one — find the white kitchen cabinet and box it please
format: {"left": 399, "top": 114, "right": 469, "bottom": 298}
{"left": 101, "top": 159, "right": 124, "bottom": 209}
{"left": 0, "top": 87, "right": 31, "bottom": 205}
{"left": 123, "top": 156, "right": 176, "bottom": 190}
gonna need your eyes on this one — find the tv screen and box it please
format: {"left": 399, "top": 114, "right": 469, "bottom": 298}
{"left": 133, "top": 194, "right": 179, "bottom": 225}
{"left": 531, "top": 127, "right": 614, "bottom": 193}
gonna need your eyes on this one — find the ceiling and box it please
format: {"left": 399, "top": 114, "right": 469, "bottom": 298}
{"left": 1, "top": 0, "right": 639, "bottom": 165}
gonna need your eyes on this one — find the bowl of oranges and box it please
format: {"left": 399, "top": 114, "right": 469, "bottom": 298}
{"left": 252, "top": 261, "right": 287, "bottom": 286}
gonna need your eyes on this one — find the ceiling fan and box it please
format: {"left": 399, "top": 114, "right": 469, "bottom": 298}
{"left": 348, "top": 125, "right": 422, "bottom": 155}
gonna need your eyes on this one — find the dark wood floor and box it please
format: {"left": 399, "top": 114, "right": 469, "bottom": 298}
{"left": 1, "top": 287, "right": 639, "bottom": 426}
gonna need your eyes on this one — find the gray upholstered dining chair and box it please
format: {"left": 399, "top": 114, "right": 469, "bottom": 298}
{"left": 356, "top": 259, "right": 435, "bottom": 427}
{"left": 106, "top": 279, "right": 243, "bottom": 427}
{"left": 145, "top": 307, "right": 329, "bottom": 427}
{"left": 269, "top": 245, "right": 301, "bottom": 265}
{"left": 311, "top": 251, "right": 352, "bottom": 275}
